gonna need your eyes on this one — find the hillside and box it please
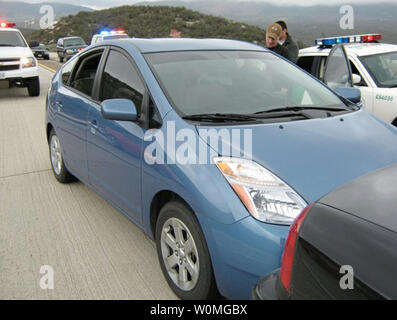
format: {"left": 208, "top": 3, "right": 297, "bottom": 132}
{"left": 27, "top": 5, "right": 268, "bottom": 47}
{"left": 137, "top": 1, "right": 397, "bottom": 45}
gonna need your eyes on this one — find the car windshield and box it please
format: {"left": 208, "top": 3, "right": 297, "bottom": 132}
{"left": 145, "top": 50, "right": 344, "bottom": 116}
{"left": 64, "top": 38, "right": 86, "bottom": 47}
{"left": 360, "top": 51, "right": 397, "bottom": 88}
{"left": 0, "top": 31, "right": 27, "bottom": 47}
{"left": 103, "top": 34, "right": 129, "bottom": 40}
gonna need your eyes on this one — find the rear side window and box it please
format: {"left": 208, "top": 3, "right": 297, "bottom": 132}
{"left": 100, "top": 49, "right": 145, "bottom": 114}
{"left": 61, "top": 57, "right": 78, "bottom": 85}
{"left": 297, "top": 56, "right": 315, "bottom": 74}
{"left": 69, "top": 52, "right": 103, "bottom": 97}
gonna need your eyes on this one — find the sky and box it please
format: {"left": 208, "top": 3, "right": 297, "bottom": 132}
{"left": 14, "top": 0, "right": 397, "bottom": 10}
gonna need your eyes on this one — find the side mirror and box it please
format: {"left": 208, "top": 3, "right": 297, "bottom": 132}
{"left": 352, "top": 74, "right": 362, "bottom": 85}
{"left": 334, "top": 87, "right": 361, "bottom": 104}
{"left": 101, "top": 98, "right": 138, "bottom": 121}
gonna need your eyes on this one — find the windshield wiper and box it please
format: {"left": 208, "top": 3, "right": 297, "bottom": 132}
{"left": 182, "top": 113, "right": 258, "bottom": 122}
{"left": 254, "top": 106, "right": 349, "bottom": 114}
{"left": 0, "top": 44, "right": 16, "bottom": 47}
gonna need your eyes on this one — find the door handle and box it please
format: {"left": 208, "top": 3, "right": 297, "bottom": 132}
{"left": 55, "top": 101, "right": 63, "bottom": 111}
{"left": 90, "top": 119, "right": 98, "bottom": 135}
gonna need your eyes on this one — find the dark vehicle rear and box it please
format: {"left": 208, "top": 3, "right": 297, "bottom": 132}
{"left": 56, "top": 36, "right": 87, "bottom": 62}
{"left": 253, "top": 163, "right": 397, "bottom": 300}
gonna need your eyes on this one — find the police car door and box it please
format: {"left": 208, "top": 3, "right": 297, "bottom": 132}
{"left": 323, "top": 44, "right": 353, "bottom": 91}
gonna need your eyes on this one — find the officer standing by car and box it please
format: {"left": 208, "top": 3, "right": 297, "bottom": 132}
{"left": 275, "top": 20, "right": 299, "bottom": 63}
{"left": 265, "top": 22, "right": 290, "bottom": 60}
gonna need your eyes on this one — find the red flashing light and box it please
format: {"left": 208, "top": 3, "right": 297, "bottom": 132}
{"left": 0, "top": 21, "right": 16, "bottom": 28}
{"left": 280, "top": 203, "right": 314, "bottom": 292}
{"left": 361, "top": 34, "right": 382, "bottom": 42}
{"left": 114, "top": 28, "right": 126, "bottom": 34}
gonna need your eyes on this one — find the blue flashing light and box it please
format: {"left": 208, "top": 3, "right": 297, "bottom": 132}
{"left": 315, "top": 34, "right": 382, "bottom": 47}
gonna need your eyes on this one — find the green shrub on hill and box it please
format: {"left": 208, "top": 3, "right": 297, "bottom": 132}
{"left": 28, "top": 5, "right": 266, "bottom": 47}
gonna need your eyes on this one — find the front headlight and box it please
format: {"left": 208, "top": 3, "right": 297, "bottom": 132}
{"left": 20, "top": 57, "right": 36, "bottom": 68}
{"left": 215, "top": 157, "right": 307, "bottom": 225}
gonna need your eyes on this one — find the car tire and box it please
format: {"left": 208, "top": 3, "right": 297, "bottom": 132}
{"left": 59, "top": 56, "right": 64, "bottom": 63}
{"left": 27, "top": 76, "right": 40, "bottom": 97}
{"left": 49, "top": 129, "right": 76, "bottom": 183}
{"left": 155, "top": 201, "right": 219, "bottom": 300}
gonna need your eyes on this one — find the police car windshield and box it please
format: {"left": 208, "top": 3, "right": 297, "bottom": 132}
{"left": 360, "top": 51, "right": 397, "bottom": 88}
{"left": 146, "top": 50, "right": 344, "bottom": 117}
{"left": 0, "top": 31, "right": 27, "bottom": 47}
{"left": 64, "top": 38, "right": 85, "bottom": 47}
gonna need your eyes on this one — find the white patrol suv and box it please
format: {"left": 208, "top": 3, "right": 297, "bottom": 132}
{"left": 90, "top": 29, "right": 129, "bottom": 45}
{"left": 0, "top": 23, "right": 40, "bottom": 96}
{"left": 297, "top": 34, "right": 397, "bottom": 126}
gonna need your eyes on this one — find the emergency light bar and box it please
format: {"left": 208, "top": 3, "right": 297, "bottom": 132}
{"left": 315, "top": 34, "right": 382, "bottom": 47}
{"left": 99, "top": 29, "right": 126, "bottom": 36}
{"left": 0, "top": 21, "right": 16, "bottom": 28}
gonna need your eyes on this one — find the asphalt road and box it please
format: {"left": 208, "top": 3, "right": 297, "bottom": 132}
{"left": 0, "top": 65, "right": 177, "bottom": 299}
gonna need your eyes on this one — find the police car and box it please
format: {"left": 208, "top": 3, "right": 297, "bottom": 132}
{"left": 0, "top": 22, "right": 40, "bottom": 96}
{"left": 90, "top": 29, "right": 129, "bottom": 45}
{"left": 297, "top": 34, "right": 397, "bottom": 126}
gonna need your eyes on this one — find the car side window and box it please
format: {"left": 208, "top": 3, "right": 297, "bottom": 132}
{"left": 100, "top": 50, "right": 145, "bottom": 115}
{"left": 61, "top": 57, "right": 78, "bottom": 86}
{"left": 69, "top": 51, "right": 103, "bottom": 97}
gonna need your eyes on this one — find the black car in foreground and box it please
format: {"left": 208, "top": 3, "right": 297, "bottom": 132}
{"left": 253, "top": 163, "right": 397, "bottom": 300}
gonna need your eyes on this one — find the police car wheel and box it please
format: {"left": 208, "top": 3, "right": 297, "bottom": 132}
{"left": 27, "top": 77, "right": 40, "bottom": 97}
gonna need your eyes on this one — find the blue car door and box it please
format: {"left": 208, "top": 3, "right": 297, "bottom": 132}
{"left": 86, "top": 48, "right": 146, "bottom": 225}
{"left": 54, "top": 49, "right": 105, "bottom": 182}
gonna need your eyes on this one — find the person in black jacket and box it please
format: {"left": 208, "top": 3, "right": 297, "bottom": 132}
{"left": 265, "top": 23, "right": 290, "bottom": 60}
{"left": 275, "top": 20, "right": 299, "bottom": 63}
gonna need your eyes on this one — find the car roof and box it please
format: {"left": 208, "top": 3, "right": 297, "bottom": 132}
{"left": 0, "top": 27, "right": 20, "bottom": 32}
{"left": 300, "top": 42, "right": 397, "bottom": 57}
{"left": 105, "top": 38, "right": 266, "bottom": 53}
{"left": 319, "top": 163, "right": 397, "bottom": 233}
{"left": 60, "top": 36, "right": 84, "bottom": 40}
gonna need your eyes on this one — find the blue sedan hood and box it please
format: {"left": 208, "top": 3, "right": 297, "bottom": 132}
{"left": 197, "top": 110, "right": 397, "bottom": 203}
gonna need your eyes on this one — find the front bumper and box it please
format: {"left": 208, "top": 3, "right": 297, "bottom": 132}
{"left": 0, "top": 66, "right": 39, "bottom": 80}
{"left": 200, "top": 214, "right": 289, "bottom": 299}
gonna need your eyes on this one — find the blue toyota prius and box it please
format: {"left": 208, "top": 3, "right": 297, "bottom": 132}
{"left": 45, "top": 38, "right": 397, "bottom": 300}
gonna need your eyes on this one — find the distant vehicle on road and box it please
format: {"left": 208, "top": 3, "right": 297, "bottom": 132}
{"left": 298, "top": 34, "right": 397, "bottom": 127}
{"left": 253, "top": 163, "right": 397, "bottom": 300}
{"left": 90, "top": 29, "right": 129, "bottom": 45}
{"left": 56, "top": 36, "right": 87, "bottom": 63}
{"left": 0, "top": 21, "right": 40, "bottom": 96}
{"left": 30, "top": 41, "right": 50, "bottom": 60}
